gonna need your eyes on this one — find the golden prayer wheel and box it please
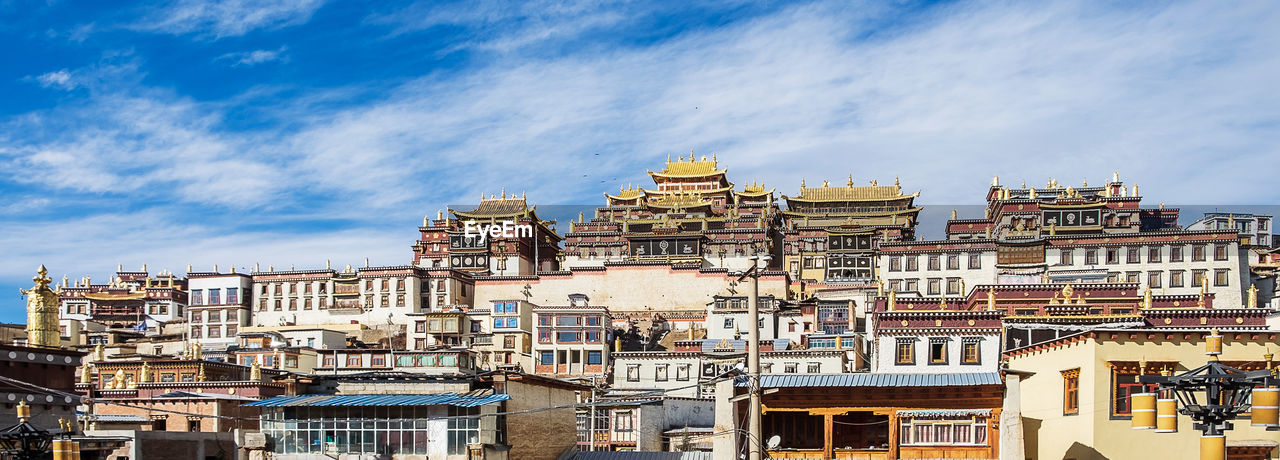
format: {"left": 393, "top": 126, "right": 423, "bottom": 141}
{"left": 72, "top": 441, "right": 82, "bottom": 460}
{"left": 52, "top": 439, "right": 71, "bottom": 460}
{"left": 1155, "top": 397, "right": 1178, "bottom": 432}
{"left": 1200, "top": 435, "right": 1225, "bottom": 460}
{"left": 1251, "top": 387, "right": 1280, "bottom": 427}
{"left": 1131, "top": 392, "right": 1157, "bottom": 429}
{"left": 1205, "top": 330, "right": 1222, "bottom": 356}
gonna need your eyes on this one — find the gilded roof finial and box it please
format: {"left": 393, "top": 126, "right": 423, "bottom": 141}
{"left": 689, "top": 150, "right": 695, "bottom": 161}
{"left": 894, "top": 176, "right": 900, "bottom": 187}
{"left": 1113, "top": 170, "right": 1120, "bottom": 183}
{"left": 992, "top": 175, "right": 999, "bottom": 187}
{"left": 1082, "top": 178, "right": 1088, "bottom": 187}
{"left": 822, "top": 180, "right": 829, "bottom": 187}
{"left": 870, "top": 179, "right": 877, "bottom": 186}
{"left": 1132, "top": 184, "right": 1139, "bottom": 196}
{"left": 951, "top": 208, "right": 958, "bottom": 220}
{"left": 800, "top": 178, "right": 806, "bottom": 188}
{"left": 501, "top": 187, "right": 506, "bottom": 199}
{"left": 847, "top": 174, "right": 853, "bottom": 187}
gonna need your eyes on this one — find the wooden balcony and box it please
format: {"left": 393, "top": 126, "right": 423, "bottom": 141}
{"left": 769, "top": 449, "right": 887, "bottom": 460}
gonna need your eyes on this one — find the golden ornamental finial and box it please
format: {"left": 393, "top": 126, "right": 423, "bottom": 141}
{"left": 800, "top": 178, "right": 806, "bottom": 188}
{"left": 847, "top": 174, "right": 853, "bottom": 187}
{"left": 951, "top": 208, "right": 958, "bottom": 220}
{"left": 1113, "top": 170, "right": 1120, "bottom": 183}
{"left": 992, "top": 175, "right": 999, "bottom": 187}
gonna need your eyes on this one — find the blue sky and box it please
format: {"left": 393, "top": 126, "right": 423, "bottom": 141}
{"left": 2, "top": 0, "right": 1278, "bottom": 322}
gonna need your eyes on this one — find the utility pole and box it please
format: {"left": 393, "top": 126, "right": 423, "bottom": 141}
{"left": 747, "top": 254, "right": 768, "bottom": 460}
{"left": 588, "top": 375, "right": 597, "bottom": 452}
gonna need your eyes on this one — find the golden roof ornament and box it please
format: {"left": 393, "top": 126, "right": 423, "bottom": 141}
{"left": 887, "top": 288, "right": 897, "bottom": 311}
{"left": 1249, "top": 283, "right": 1259, "bottom": 308}
{"left": 939, "top": 293, "right": 948, "bottom": 310}
{"left": 140, "top": 362, "right": 152, "bottom": 383}
{"left": 992, "top": 175, "right": 999, "bottom": 187}
{"left": 847, "top": 174, "right": 853, "bottom": 187}
{"left": 959, "top": 279, "right": 966, "bottom": 297}
{"left": 79, "top": 363, "right": 92, "bottom": 384}
{"left": 1113, "top": 170, "right": 1120, "bottom": 183}
{"left": 1062, "top": 283, "right": 1074, "bottom": 299}
{"left": 987, "top": 287, "right": 997, "bottom": 311}
{"left": 197, "top": 364, "right": 207, "bottom": 382}
{"left": 951, "top": 208, "right": 958, "bottom": 220}
{"left": 1142, "top": 287, "right": 1153, "bottom": 309}
{"left": 250, "top": 360, "right": 262, "bottom": 380}
{"left": 21, "top": 265, "right": 60, "bottom": 348}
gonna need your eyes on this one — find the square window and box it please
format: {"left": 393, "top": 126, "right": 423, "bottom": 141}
{"left": 895, "top": 339, "right": 914, "bottom": 365}
{"left": 929, "top": 339, "right": 948, "bottom": 364}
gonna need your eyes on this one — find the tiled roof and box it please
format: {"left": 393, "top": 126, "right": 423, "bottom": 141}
{"left": 652, "top": 158, "right": 724, "bottom": 177}
{"left": 457, "top": 198, "right": 530, "bottom": 216}
{"left": 244, "top": 392, "right": 509, "bottom": 407}
{"left": 736, "top": 372, "right": 1002, "bottom": 388}
{"left": 789, "top": 185, "right": 911, "bottom": 202}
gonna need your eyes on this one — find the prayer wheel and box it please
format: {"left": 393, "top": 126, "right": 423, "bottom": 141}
{"left": 72, "top": 441, "right": 83, "bottom": 460}
{"left": 1155, "top": 397, "right": 1178, "bottom": 432}
{"left": 52, "top": 439, "right": 71, "bottom": 460}
{"left": 1200, "top": 435, "right": 1225, "bottom": 460}
{"left": 1205, "top": 330, "right": 1222, "bottom": 356}
{"left": 1251, "top": 387, "right": 1279, "bottom": 427}
{"left": 1131, "top": 392, "right": 1156, "bottom": 429}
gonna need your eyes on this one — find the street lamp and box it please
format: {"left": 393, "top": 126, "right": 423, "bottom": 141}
{"left": 1137, "top": 329, "right": 1277, "bottom": 460}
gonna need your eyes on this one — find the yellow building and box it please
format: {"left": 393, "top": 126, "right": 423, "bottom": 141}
{"left": 1006, "top": 329, "right": 1280, "bottom": 460}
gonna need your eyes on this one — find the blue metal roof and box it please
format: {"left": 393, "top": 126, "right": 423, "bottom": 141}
{"left": 244, "top": 393, "right": 510, "bottom": 407}
{"left": 735, "top": 372, "right": 1002, "bottom": 388}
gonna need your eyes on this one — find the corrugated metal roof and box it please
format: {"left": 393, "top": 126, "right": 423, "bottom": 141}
{"left": 244, "top": 393, "right": 510, "bottom": 408}
{"left": 735, "top": 372, "right": 1002, "bottom": 388}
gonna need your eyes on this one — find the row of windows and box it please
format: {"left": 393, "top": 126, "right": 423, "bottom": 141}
{"left": 1058, "top": 244, "right": 1230, "bottom": 265}
{"left": 537, "top": 315, "right": 603, "bottom": 327}
{"left": 537, "top": 329, "right": 603, "bottom": 344}
{"left": 887, "top": 254, "right": 983, "bottom": 272}
{"left": 258, "top": 278, "right": 416, "bottom": 296}
{"left": 190, "top": 309, "right": 238, "bottom": 323}
{"left": 190, "top": 288, "right": 239, "bottom": 305}
{"left": 895, "top": 338, "right": 981, "bottom": 366}
{"left": 1108, "top": 269, "right": 1231, "bottom": 288}
{"left": 189, "top": 324, "right": 237, "bottom": 339}
{"left": 624, "top": 363, "right": 693, "bottom": 382}
{"left": 539, "top": 350, "right": 604, "bottom": 365}
{"left": 260, "top": 295, "right": 415, "bottom": 311}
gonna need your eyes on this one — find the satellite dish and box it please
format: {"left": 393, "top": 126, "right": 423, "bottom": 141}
{"left": 766, "top": 435, "right": 781, "bottom": 449}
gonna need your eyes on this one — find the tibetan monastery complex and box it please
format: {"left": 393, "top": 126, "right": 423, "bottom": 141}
{"left": 10, "top": 155, "right": 1280, "bottom": 460}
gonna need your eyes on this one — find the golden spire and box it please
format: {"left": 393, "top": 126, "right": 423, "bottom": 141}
{"left": 79, "top": 363, "right": 92, "bottom": 384}
{"left": 1113, "top": 170, "right": 1120, "bottom": 183}
{"left": 895, "top": 176, "right": 900, "bottom": 187}
{"left": 939, "top": 293, "right": 948, "bottom": 310}
{"left": 800, "top": 178, "right": 806, "bottom": 188}
{"left": 987, "top": 287, "right": 996, "bottom": 311}
{"left": 887, "top": 288, "right": 897, "bottom": 311}
{"left": 1142, "top": 286, "right": 1153, "bottom": 309}
{"left": 992, "top": 175, "right": 999, "bottom": 187}
{"left": 847, "top": 174, "right": 853, "bottom": 187}
{"left": 1249, "top": 283, "right": 1259, "bottom": 308}
{"left": 250, "top": 360, "right": 262, "bottom": 380}
{"left": 689, "top": 150, "right": 695, "bottom": 161}
{"left": 22, "top": 265, "right": 59, "bottom": 348}
{"left": 1082, "top": 178, "right": 1088, "bottom": 187}
{"left": 951, "top": 208, "right": 958, "bottom": 220}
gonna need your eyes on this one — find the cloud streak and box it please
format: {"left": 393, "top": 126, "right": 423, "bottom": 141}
{"left": 132, "top": 0, "right": 325, "bottom": 38}
{"left": 2, "top": 0, "right": 1278, "bottom": 321}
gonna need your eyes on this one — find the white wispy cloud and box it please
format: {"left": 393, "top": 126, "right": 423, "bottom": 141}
{"left": 3, "top": 0, "right": 1278, "bottom": 307}
{"left": 217, "top": 46, "right": 289, "bottom": 66}
{"left": 35, "top": 69, "right": 76, "bottom": 90}
{"left": 132, "top": 0, "right": 325, "bottom": 38}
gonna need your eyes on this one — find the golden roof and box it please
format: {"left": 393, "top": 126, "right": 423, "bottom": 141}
{"left": 649, "top": 152, "right": 725, "bottom": 178}
{"left": 738, "top": 181, "right": 774, "bottom": 196}
{"left": 605, "top": 185, "right": 644, "bottom": 200}
{"left": 452, "top": 192, "right": 535, "bottom": 218}
{"left": 787, "top": 182, "right": 916, "bottom": 202}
